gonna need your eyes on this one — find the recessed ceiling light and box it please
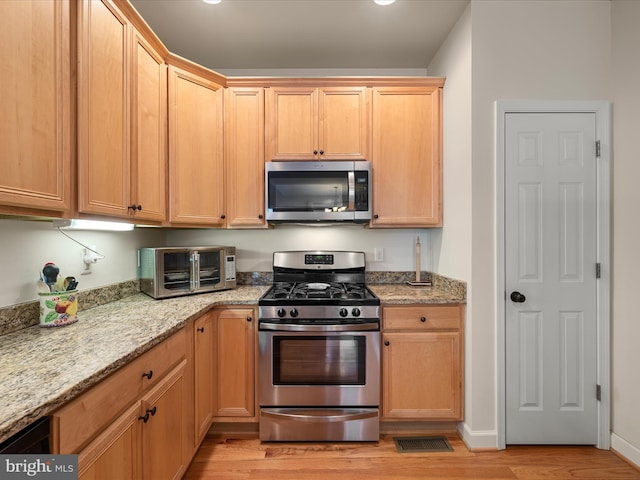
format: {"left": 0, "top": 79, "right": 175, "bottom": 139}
{"left": 373, "top": 0, "right": 396, "bottom": 5}
{"left": 203, "top": 0, "right": 222, "bottom": 4}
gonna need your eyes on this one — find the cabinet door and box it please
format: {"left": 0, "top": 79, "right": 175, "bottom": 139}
{"left": 130, "top": 30, "right": 166, "bottom": 223}
{"left": 371, "top": 86, "right": 442, "bottom": 227}
{"left": 193, "top": 313, "right": 214, "bottom": 445}
{"left": 141, "top": 360, "right": 188, "bottom": 480}
{"left": 77, "top": 403, "right": 141, "bottom": 480}
{"left": 266, "top": 87, "right": 317, "bottom": 161}
{"left": 319, "top": 87, "right": 370, "bottom": 160}
{"left": 168, "top": 66, "right": 224, "bottom": 225}
{"left": 0, "top": 0, "right": 71, "bottom": 212}
{"left": 77, "top": 0, "right": 130, "bottom": 217}
{"left": 382, "top": 332, "right": 461, "bottom": 420}
{"left": 225, "top": 87, "right": 266, "bottom": 227}
{"left": 212, "top": 308, "right": 256, "bottom": 419}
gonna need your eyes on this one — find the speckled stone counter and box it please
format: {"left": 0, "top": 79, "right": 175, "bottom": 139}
{"left": 0, "top": 286, "right": 268, "bottom": 444}
{"left": 370, "top": 284, "right": 466, "bottom": 305}
{"left": 0, "top": 274, "right": 465, "bottom": 445}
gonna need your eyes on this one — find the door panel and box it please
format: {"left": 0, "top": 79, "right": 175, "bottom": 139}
{"left": 505, "top": 112, "right": 598, "bottom": 444}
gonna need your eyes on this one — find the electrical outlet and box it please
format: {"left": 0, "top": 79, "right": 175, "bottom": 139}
{"left": 374, "top": 247, "right": 384, "bottom": 262}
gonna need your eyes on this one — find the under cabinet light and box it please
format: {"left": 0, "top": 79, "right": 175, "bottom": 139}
{"left": 53, "top": 219, "right": 134, "bottom": 231}
{"left": 374, "top": 0, "right": 396, "bottom": 5}
{"left": 203, "top": 0, "right": 222, "bottom": 4}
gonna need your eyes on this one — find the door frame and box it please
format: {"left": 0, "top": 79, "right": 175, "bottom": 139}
{"left": 496, "top": 100, "right": 611, "bottom": 450}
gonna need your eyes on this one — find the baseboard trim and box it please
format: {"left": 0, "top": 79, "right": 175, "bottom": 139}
{"left": 458, "top": 422, "right": 499, "bottom": 451}
{"left": 611, "top": 433, "right": 640, "bottom": 470}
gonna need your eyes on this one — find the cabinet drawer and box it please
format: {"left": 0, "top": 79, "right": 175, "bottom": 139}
{"left": 383, "top": 305, "right": 462, "bottom": 331}
{"left": 52, "top": 328, "right": 187, "bottom": 453}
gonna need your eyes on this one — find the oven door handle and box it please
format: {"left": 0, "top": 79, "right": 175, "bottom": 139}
{"left": 259, "top": 322, "right": 379, "bottom": 332}
{"left": 261, "top": 409, "right": 378, "bottom": 423}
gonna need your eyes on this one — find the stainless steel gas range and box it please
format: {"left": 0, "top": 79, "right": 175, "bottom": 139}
{"left": 258, "top": 251, "right": 381, "bottom": 442}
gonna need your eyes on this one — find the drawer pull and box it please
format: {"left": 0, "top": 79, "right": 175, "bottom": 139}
{"left": 420, "top": 317, "right": 427, "bottom": 323}
{"left": 197, "top": 327, "right": 205, "bottom": 333}
{"left": 142, "top": 370, "right": 153, "bottom": 380}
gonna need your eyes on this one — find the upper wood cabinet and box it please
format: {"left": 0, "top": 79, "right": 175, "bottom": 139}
{"left": 130, "top": 30, "right": 167, "bottom": 223}
{"left": 77, "top": 0, "right": 167, "bottom": 223}
{"left": 265, "top": 86, "right": 370, "bottom": 161}
{"left": 168, "top": 64, "right": 225, "bottom": 226}
{"left": 0, "top": 0, "right": 72, "bottom": 213}
{"left": 224, "top": 87, "right": 266, "bottom": 228}
{"left": 371, "top": 85, "right": 443, "bottom": 227}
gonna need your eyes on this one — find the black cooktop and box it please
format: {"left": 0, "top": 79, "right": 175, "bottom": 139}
{"left": 259, "top": 281, "right": 379, "bottom": 305}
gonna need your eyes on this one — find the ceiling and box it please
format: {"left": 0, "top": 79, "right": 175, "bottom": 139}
{"left": 129, "top": 0, "right": 469, "bottom": 74}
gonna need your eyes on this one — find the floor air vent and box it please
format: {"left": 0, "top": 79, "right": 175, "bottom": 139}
{"left": 393, "top": 436, "right": 453, "bottom": 453}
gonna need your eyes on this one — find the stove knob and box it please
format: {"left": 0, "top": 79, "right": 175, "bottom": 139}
{"left": 290, "top": 308, "right": 299, "bottom": 318}
{"left": 277, "top": 308, "right": 286, "bottom": 318}
{"left": 351, "top": 308, "right": 361, "bottom": 317}
{"left": 339, "top": 308, "right": 349, "bottom": 318}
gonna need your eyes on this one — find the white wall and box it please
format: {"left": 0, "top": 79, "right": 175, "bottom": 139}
{"left": 0, "top": 218, "right": 164, "bottom": 307}
{"left": 166, "top": 226, "right": 433, "bottom": 273}
{"left": 610, "top": 0, "right": 640, "bottom": 464}
{"left": 430, "top": 0, "right": 614, "bottom": 449}
{"left": 427, "top": 2, "right": 475, "bottom": 439}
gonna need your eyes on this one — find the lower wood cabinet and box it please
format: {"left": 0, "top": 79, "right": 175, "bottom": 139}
{"left": 51, "top": 329, "right": 190, "bottom": 480}
{"left": 381, "top": 304, "right": 464, "bottom": 421}
{"left": 211, "top": 307, "right": 256, "bottom": 421}
{"left": 193, "top": 311, "right": 214, "bottom": 445}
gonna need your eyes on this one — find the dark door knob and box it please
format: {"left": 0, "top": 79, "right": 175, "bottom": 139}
{"left": 510, "top": 291, "right": 526, "bottom": 303}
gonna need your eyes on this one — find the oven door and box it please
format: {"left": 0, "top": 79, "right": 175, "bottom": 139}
{"left": 258, "top": 327, "right": 380, "bottom": 407}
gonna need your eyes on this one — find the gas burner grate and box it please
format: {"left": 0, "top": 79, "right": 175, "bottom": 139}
{"left": 393, "top": 436, "right": 453, "bottom": 453}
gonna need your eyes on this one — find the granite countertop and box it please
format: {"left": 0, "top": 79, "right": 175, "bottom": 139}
{"left": 0, "top": 281, "right": 465, "bottom": 444}
{"left": 0, "top": 286, "right": 268, "bottom": 444}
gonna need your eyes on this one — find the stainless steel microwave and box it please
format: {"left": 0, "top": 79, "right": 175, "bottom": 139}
{"left": 265, "top": 161, "right": 372, "bottom": 223}
{"left": 138, "top": 246, "right": 236, "bottom": 299}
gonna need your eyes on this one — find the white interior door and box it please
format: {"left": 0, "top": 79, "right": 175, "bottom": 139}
{"left": 504, "top": 112, "right": 599, "bottom": 444}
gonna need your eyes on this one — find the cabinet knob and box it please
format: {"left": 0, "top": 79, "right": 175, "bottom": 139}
{"left": 138, "top": 413, "right": 150, "bottom": 423}
{"left": 147, "top": 406, "right": 157, "bottom": 417}
{"left": 384, "top": 340, "right": 390, "bottom": 346}
{"left": 313, "top": 150, "right": 318, "bottom": 155}
{"left": 319, "top": 150, "right": 324, "bottom": 155}
{"left": 258, "top": 214, "right": 264, "bottom": 219}
{"left": 373, "top": 214, "right": 379, "bottom": 219}
{"left": 142, "top": 370, "right": 153, "bottom": 380}
{"left": 197, "top": 327, "right": 205, "bottom": 333}
{"left": 246, "top": 316, "right": 252, "bottom": 322}
{"left": 420, "top": 316, "right": 426, "bottom": 322}
{"left": 221, "top": 214, "right": 226, "bottom": 219}
{"left": 128, "top": 204, "right": 142, "bottom": 211}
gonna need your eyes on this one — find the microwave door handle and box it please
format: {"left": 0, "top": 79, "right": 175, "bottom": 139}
{"left": 347, "top": 171, "right": 355, "bottom": 211}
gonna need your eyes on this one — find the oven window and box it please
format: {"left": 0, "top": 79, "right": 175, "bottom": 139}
{"left": 273, "top": 335, "right": 366, "bottom": 385}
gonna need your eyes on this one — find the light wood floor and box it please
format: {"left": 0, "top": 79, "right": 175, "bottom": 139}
{"left": 184, "top": 434, "right": 640, "bottom": 479}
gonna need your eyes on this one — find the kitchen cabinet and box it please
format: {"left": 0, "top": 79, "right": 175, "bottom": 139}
{"left": 224, "top": 87, "right": 267, "bottom": 228}
{"left": 266, "top": 86, "right": 370, "bottom": 161}
{"left": 371, "top": 85, "right": 443, "bottom": 227}
{"left": 193, "top": 311, "right": 214, "bottom": 445}
{"left": 381, "top": 304, "right": 464, "bottom": 420}
{"left": 0, "top": 0, "right": 72, "bottom": 214}
{"left": 168, "top": 63, "right": 225, "bottom": 226}
{"left": 51, "top": 329, "right": 191, "bottom": 479}
{"left": 77, "top": 0, "right": 168, "bottom": 223}
{"left": 212, "top": 307, "right": 256, "bottom": 420}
